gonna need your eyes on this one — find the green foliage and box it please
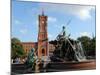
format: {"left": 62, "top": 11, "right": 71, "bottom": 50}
{"left": 88, "top": 37, "right": 96, "bottom": 56}
{"left": 77, "top": 36, "right": 91, "bottom": 50}
{"left": 11, "top": 38, "right": 25, "bottom": 59}
{"left": 77, "top": 36, "right": 96, "bottom": 56}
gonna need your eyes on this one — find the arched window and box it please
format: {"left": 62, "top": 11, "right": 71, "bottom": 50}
{"left": 26, "top": 49, "right": 27, "bottom": 54}
{"left": 42, "top": 48, "right": 45, "bottom": 56}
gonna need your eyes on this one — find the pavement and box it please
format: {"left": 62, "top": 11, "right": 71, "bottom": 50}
{"left": 11, "top": 60, "right": 96, "bottom": 74}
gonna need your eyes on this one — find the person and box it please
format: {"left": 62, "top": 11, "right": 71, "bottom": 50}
{"left": 15, "top": 57, "right": 20, "bottom": 64}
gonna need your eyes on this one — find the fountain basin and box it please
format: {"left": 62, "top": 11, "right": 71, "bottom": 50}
{"left": 46, "top": 60, "right": 96, "bottom": 72}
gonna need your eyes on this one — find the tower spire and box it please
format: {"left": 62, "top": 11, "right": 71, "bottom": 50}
{"left": 42, "top": 8, "right": 44, "bottom": 16}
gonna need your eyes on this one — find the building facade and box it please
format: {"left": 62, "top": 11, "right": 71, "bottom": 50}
{"left": 22, "top": 42, "right": 37, "bottom": 55}
{"left": 22, "top": 42, "right": 55, "bottom": 56}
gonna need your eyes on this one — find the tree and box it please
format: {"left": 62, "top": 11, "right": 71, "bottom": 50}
{"left": 77, "top": 36, "right": 96, "bottom": 56}
{"left": 11, "top": 38, "right": 25, "bottom": 59}
{"left": 89, "top": 37, "right": 96, "bottom": 56}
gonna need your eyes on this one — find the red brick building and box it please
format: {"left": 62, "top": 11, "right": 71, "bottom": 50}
{"left": 22, "top": 12, "right": 55, "bottom": 56}
{"left": 22, "top": 42, "right": 55, "bottom": 56}
{"left": 22, "top": 42, "right": 37, "bottom": 55}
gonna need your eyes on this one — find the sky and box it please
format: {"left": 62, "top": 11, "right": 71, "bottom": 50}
{"left": 12, "top": 0, "right": 96, "bottom": 42}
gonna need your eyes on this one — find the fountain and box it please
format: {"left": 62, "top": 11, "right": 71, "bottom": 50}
{"left": 75, "top": 42, "right": 86, "bottom": 61}
{"left": 50, "top": 26, "right": 87, "bottom": 62}
{"left": 47, "top": 26, "right": 95, "bottom": 71}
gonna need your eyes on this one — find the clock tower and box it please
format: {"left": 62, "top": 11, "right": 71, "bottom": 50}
{"left": 37, "top": 11, "right": 49, "bottom": 58}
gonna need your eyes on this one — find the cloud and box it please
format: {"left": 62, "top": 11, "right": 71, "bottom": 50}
{"left": 48, "top": 34, "right": 53, "bottom": 39}
{"left": 39, "top": 3, "right": 95, "bottom": 20}
{"left": 70, "top": 32, "right": 92, "bottom": 40}
{"left": 20, "top": 29, "right": 28, "bottom": 34}
{"left": 48, "top": 34, "right": 55, "bottom": 40}
{"left": 14, "top": 19, "right": 21, "bottom": 25}
{"left": 48, "top": 17, "right": 57, "bottom": 22}
{"left": 32, "top": 20, "right": 38, "bottom": 27}
{"left": 80, "top": 32, "right": 91, "bottom": 37}
{"left": 36, "top": 20, "right": 38, "bottom": 25}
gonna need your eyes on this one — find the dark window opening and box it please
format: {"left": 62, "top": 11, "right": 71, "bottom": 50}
{"left": 42, "top": 49, "right": 45, "bottom": 56}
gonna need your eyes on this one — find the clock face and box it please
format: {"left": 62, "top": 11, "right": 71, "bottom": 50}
{"left": 41, "top": 21, "right": 44, "bottom": 24}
